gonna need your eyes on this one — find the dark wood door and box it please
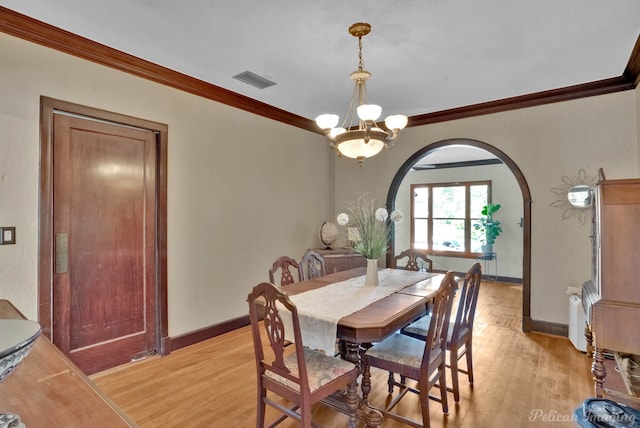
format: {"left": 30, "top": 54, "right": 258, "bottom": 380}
{"left": 52, "top": 113, "right": 158, "bottom": 374}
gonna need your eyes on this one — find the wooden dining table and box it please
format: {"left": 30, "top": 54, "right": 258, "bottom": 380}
{"left": 280, "top": 267, "right": 445, "bottom": 428}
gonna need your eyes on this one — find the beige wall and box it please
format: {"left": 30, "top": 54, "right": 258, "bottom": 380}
{"left": 335, "top": 90, "right": 639, "bottom": 325}
{"left": 0, "top": 34, "right": 333, "bottom": 336}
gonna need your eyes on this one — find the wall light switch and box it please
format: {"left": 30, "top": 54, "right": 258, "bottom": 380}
{"left": 0, "top": 227, "right": 16, "bottom": 245}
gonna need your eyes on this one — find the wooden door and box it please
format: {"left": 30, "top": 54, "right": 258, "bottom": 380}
{"left": 51, "top": 112, "right": 159, "bottom": 374}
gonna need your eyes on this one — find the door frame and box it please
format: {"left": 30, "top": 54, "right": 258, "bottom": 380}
{"left": 38, "top": 96, "right": 170, "bottom": 356}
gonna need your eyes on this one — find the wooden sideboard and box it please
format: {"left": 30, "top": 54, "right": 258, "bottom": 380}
{"left": 582, "top": 175, "right": 640, "bottom": 406}
{"left": 312, "top": 248, "right": 367, "bottom": 273}
{"left": 0, "top": 299, "right": 137, "bottom": 427}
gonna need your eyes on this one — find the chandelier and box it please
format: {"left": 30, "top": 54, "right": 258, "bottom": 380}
{"left": 315, "top": 23, "right": 408, "bottom": 166}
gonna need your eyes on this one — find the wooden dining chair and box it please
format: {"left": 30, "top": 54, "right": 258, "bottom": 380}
{"left": 401, "top": 262, "right": 483, "bottom": 402}
{"left": 394, "top": 248, "right": 435, "bottom": 318}
{"left": 300, "top": 250, "right": 326, "bottom": 279}
{"left": 362, "top": 271, "right": 457, "bottom": 428}
{"left": 247, "top": 282, "right": 358, "bottom": 428}
{"left": 268, "top": 256, "right": 303, "bottom": 286}
{"left": 394, "top": 248, "right": 433, "bottom": 272}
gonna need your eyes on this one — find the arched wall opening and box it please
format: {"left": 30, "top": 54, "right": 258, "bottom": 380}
{"left": 385, "top": 138, "right": 533, "bottom": 331}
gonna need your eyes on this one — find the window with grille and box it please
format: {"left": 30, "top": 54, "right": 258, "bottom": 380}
{"left": 411, "top": 181, "right": 490, "bottom": 256}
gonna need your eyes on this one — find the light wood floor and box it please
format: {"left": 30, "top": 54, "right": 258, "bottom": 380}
{"left": 92, "top": 281, "right": 594, "bottom": 427}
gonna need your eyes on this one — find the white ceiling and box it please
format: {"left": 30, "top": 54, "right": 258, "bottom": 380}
{"left": 3, "top": 0, "right": 639, "bottom": 125}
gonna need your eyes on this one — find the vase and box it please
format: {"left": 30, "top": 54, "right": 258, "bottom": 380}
{"left": 365, "top": 258, "right": 379, "bottom": 286}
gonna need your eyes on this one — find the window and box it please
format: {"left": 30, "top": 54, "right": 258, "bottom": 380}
{"left": 411, "top": 181, "right": 490, "bottom": 256}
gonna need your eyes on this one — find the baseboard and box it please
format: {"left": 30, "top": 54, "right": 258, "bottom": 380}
{"left": 167, "top": 314, "right": 567, "bottom": 355}
{"left": 170, "top": 315, "right": 250, "bottom": 352}
{"left": 492, "top": 276, "right": 522, "bottom": 284}
{"left": 530, "top": 319, "right": 568, "bottom": 337}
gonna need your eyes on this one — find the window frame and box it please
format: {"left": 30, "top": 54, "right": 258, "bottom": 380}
{"left": 410, "top": 180, "right": 492, "bottom": 258}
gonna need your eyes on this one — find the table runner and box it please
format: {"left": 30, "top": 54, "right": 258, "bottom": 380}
{"left": 282, "top": 269, "right": 433, "bottom": 355}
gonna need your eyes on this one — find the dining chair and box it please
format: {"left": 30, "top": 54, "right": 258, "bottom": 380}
{"left": 300, "top": 250, "right": 326, "bottom": 279}
{"left": 247, "top": 282, "right": 358, "bottom": 428}
{"left": 268, "top": 256, "right": 303, "bottom": 286}
{"left": 362, "top": 271, "right": 457, "bottom": 428}
{"left": 401, "top": 262, "right": 483, "bottom": 402}
{"left": 394, "top": 248, "right": 433, "bottom": 272}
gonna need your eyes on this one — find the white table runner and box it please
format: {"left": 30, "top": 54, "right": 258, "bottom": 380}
{"left": 282, "top": 269, "right": 433, "bottom": 355}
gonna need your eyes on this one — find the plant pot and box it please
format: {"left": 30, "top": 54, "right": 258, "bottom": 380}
{"left": 365, "top": 258, "right": 379, "bottom": 286}
{"left": 481, "top": 244, "right": 493, "bottom": 255}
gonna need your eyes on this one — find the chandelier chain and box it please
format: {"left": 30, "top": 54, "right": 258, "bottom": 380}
{"left": 358, "top": 36, "right": 364, "bottom": 72}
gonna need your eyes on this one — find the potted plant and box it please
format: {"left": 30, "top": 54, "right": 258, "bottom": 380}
{"left": 473, "top": 203, "right": 502, "bottom": 254}
{"left": 337, "top": 195, "right": 403, "bottom": 286}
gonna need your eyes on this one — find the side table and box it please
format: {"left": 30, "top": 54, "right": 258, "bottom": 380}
{"left": 312, "top": 248, "right": 366, "bottom": 273}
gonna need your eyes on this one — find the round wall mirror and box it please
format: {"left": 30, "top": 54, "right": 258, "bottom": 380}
{"left": 567, "top": 184, "right": 592, "bottom": 208}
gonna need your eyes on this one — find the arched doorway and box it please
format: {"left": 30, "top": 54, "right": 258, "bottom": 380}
{"left": 385, "top": 138, "right": 533, "bottom": 332}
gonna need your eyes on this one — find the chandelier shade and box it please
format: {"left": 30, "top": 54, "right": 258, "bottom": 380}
{"left": 315, "top": 22, "right": 407, "bottom": 166}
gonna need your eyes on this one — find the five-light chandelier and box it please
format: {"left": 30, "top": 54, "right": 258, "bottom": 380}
{"left": 315, "top": 22, "right": 408, "bottom": 166}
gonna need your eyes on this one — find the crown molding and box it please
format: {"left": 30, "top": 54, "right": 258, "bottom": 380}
{"left": 409, "top": 76, "right": 634, "bottom": 127}
{"left": 623, "top": 34, "right": 640, "bottom": 86}
{"left": 0, "top": 7, "right": 317, "bottom": 133}
{"left": 1, "top": 7, "right": 638, "bottom": 132}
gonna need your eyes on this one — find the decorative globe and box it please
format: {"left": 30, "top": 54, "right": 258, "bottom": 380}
{"left": 319, "top": 221, "right": 338, "bottom": 249}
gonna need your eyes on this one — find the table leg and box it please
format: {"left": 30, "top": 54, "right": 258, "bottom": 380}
{"left": 343, "top": 341, "right": 361, "bottom": 369}
{"left": 338, "top": 340, "right": 382, "bottom": 428}
{"left": 338, "top": 339, "right": 347, "bottom": 360}
{"left": 361, "top": 355, "right": 371, "bottom": 403}
{"left": 357, "top": 406, "right": 383, "bottom": 428}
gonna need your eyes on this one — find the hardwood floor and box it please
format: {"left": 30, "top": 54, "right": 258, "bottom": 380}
{"left": 92, "top": 281, "right": 594, "bottom": 427}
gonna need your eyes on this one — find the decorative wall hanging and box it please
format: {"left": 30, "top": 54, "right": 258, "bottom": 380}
{"left": 551, "top": 168, "right": 598, "bottom": 224}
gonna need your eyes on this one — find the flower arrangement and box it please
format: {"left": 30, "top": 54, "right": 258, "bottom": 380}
{"left": 337, "top": 195, "right": 403, "bottom": 260}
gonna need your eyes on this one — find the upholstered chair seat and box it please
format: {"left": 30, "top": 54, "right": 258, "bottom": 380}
{"left": 402, "top": 316, "right": 471, "bottom": 343}
{"left": 265, "top": 347, "right": 356, "bottom": 392}
{"left": 365, "top": 333, "right": 443, "bottom": 371}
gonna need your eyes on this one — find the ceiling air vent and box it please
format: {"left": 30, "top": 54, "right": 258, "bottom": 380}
{"left": 232, "top": 71, "right": 276, "bottom": 89}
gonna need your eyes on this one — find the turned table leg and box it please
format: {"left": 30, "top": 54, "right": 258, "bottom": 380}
{"left": 341, "top": 340, "right": 382, "bottom": 428}
{"left": 343, "top": 341, "right": 361, "bottom": 369}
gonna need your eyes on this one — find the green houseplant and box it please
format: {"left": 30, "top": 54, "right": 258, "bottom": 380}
{"left": 473, "top": 203, "right": 502, "bottom": 254}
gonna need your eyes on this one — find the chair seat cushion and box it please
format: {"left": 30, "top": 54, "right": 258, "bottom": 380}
{"left": 265, "top": 347, "right": 355, "bottom": 392}
{"left": 401, "top": 315, "right": 431, "bottom": 338}
{"left": 402, "top": 316, "right": 469, "bottom": 344}
{"left": 366, "top": 333, "right": 442, "bottom": 369}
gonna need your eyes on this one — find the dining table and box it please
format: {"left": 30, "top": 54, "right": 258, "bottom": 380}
{"left": 278, "top": 266, "right": 445, "bottom": 428}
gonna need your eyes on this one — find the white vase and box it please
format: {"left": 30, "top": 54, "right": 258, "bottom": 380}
{"left": 365, "top": 258, "right": 379, "bottom": 286}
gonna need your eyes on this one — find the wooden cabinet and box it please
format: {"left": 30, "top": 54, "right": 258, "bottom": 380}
{"left": 583, "top": 174, "right": 640, "bottom": 406}
{"left": 0, "top": 300, "right": 137, "bottom": 427}
{"left": 312, "top": 248, "right": 366, "bottom": 273}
